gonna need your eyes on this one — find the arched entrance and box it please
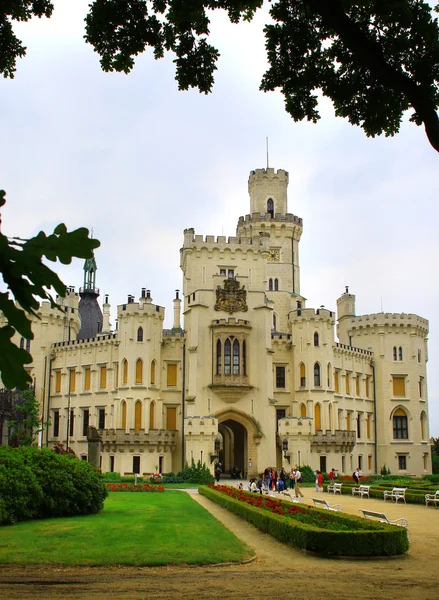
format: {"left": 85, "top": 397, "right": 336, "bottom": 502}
{"left": 215, "top": 408, "right": 260, "bottom": 478}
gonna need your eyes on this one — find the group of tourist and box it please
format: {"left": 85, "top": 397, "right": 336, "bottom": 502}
{"left": 240, "top": 467, "right": 305, "bottom": 498}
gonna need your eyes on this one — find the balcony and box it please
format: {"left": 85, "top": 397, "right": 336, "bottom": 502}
{"left": 209, "top": 375, "right": 253, "bottom": 403}
{"left": 311, "top": 429, "right": 356, "bottom": 452}
{"left": 101, "top": 428, "right": 177, "bottom": 453}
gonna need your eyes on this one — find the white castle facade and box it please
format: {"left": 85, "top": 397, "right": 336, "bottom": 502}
{"left": 1, "top": 168, "right": 431, "bottom": 477}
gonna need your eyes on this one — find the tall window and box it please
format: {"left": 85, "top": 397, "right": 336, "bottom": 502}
{"left": 300, "top": 403, "right": 306, "bottom": 418}
{"left": 150, "top": 401, "right": 155, "bottom": 429}
{"left": 99, "top": 366, "right": 107, "bottom": 389}
{"left": 216, "top": 340, "right": 222, "bottom": 375}
{"left": 334, "top": 370, "right": 339, "bottom": 393}
{"left": 166, "top": 407, "right": 177, "bottom": 430}
{"left": 167, "top": 364, "right": 177, "bottom": 386}
{"left": 150, "top": 360, "right": 156, "bottom": 385}
{"left": 345, "top": 373, "right": 350, "bottom": 395}
{"left": 314, "top": 332, "right": 319, "bottom": 347}
{"left": 357, "top": 413, "right": 362, "bottom": 438}
{"left": 418, "top": 349, "right": 422, "bottom": 363}
{"left": 393, "top": 346, "right": 397, "bottom": 361}
{"left": 420, "top": 411, "right": 427, "bottom": 440}
{"left": 276, "top": 366, "right": 286, "bottom": 389}
{"left": 346, "top": 412, "right": 351, "bottom": 431}
{"left": 55, "top": 371, "right": 61, "bottom": 393}
{"left": 133, "top": 456, "right": 140, "bottom": 474}
{"left": 242, "top": 340, "right": 247, "bottom": 376}
{"left": 365, "top": 376, "right": 370, "bottom": 398}
{"left": 299, "top": 363, "right": 306, "bottom": 387}
{"left": 314, "top": 363, "right": 321, "bottom": 387}
{"left": 327, "top": 363, "right": 332, "bottom": 388}
{"left": 69, "top": 409, "right": 74, "bottom": 437}
{"left": 274, "top": 278, "right": 279, "bottom": 291}
{"left": 393, "top": 408, "right": 408, "bottom": 439}
{"left": 366, "top": 414, "right": 371, "bottom": 439}
{"left": 314, "top": 404, "right": 322, "bottom": 431}
{"left": 272, "top": 314, "right": 277, "bottom": 330}
{"left": 134, "top": 401, "right": 142, "bottom": 433}
{"left": 53, "top": 411, "right": 60, "bottom": 437}
{"left": 224, "top": 339, "right": 231, "bottom": 375}
{"left": 399, "top": 346, "right": 403, "bottom": 361}
{"left": 69, "top": 369, "right": 76, "bottom": 392}
{"left": 392, "top": 376, "right": 405, "bottom": 397}
{"left": 135, "top": 359, "right": 143, "bottom": 384}
{"left": 82, "top": 409, "right": 90, "bottom": 437}
{"left": 20, "top": 337, "right": 25, "bottom": 349}
{"left": 98, "top": 408, "right": 105, "bottom": 430}
{"left": 122, "top": 359, "right": 128, "bottom": 384}
{"left": 84, "top": 367, "right": 91, "bottom": 391}
{"left": 269, "top": 278, "right": 273, "bottom": 291}
{"left": 328, "top": 403, "right": 332, "bottom": 431}
{"left": 137, "top": 327, "right": 143, "bottom": 342}
{"left": 26, "top": 339, "right": 31, "bottom": 352}
{"left": 398, "top": 455, "right": 407, "bottom": 470}
{"left": 419, "top": 376, "right": 424, "bottom": 399}
{"left": 121, "top": 401, "right": 127, "bottom": 429}
{"left": 232, "top": 339, "right": 240, "bottom": 375}
{"left": 114, "top": 362, "right": 118, "bottom": 387}
{"left": 355, "top": 375, "right": 360, "bottom": 396}
{"left": 267, "top": 198, "right": 274, "bottom": 218}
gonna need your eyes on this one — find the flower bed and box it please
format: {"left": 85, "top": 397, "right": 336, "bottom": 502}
{"left": 106, "top": 483, "right": 165, "bottom": 492}
{"left": 199, "top": 484, "right": 409, "bottom": 557}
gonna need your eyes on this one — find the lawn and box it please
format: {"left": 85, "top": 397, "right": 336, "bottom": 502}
{"left": 0, "top": 491, "right": 253, "bottom": 566}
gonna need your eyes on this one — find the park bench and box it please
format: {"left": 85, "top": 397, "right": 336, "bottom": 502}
{"left": 383, "top": 487, "right": 407, "bottom": 504}
{"left": 425, "top": 490, "right": 439, "bottom": 507}
{"left": 352, "top": 484, "right": 370, "bottom": 499}
{"left": 312, "top": 497, "right": 343, "bottom": 512}
{"left": 327, "top": 482, "right": 343, "bottom": 495}
{"left": 360, "top": 508, "right": 408, "bottom": 528}
{"left": 281, "top": 491, "right": 304, "bottom": 503}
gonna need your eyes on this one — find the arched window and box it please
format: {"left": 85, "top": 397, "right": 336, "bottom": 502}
{"left": 121, "top": 400, "right": 127, "bottom": 429}
{"left": 216, "top": 339, "right": 222, "bottom": 375}
{"left": 242, "top": 340, "right": 247, "bottom": 376}
{"left": 20, "top": 337, "right": 25, "bottom": 349}
{"left": 299, "top": 363, "right": 306, "bottom": 387}
{"left": 399, "top": 346, "right": 403, "bottom": 361}
{"left": 150, "top": 360, "right": 156, "bottom": 385}
{"left": 122, "top": 359, "right": 128, "bottom": 384}
{"left": 134, "top": 400, "right": 142, "bottom": 433}
{"left": 327, "top": 363, "right": 332, "bottom": 388}
{"left": 393, "top": 408, "right": 408, "bottom": 439}
{"left": 26, "top": 339, "right": 31, "bottom": 352}
{"left": 135, "top": 359, "right": 143, "bottom": 384}
{"left": 314, "top": 403, "right": 322, "bottom": 431}
{"left": 137, "top": 327, "right": 143, "bottom": 342}
{"left": 314, "top": 363, "right": 321, "bottom": 387}
{"left": 300, "top": 403, "right": 307, "bottom": 418}
{"left": 269, "top": 278, "right": 273, "bottom": 291}
{"left": 328, "top": 403, "right": 333, "bottom": 431}
{"left": 393, "top": 346, "right": 397, "bottom": 361}
{"left": 233, "top": 339, "right": 240, "bottom": 375}
{"left": 274, "top": 278, "right": 279, "bottom": 291}
{"left": 150, "top": 401, "right": 155, "bottom": 429}
{"left": 224, "top": 339, "right": 231, "bottom": 375}
{"left": 314, "top": 332, "right": 319, "bottom": 347}
{"left": 420, "top": 411, "right": 427, "bottom": 439}
{"left": 267, "top": 198, "right": 274, "bottom": 218}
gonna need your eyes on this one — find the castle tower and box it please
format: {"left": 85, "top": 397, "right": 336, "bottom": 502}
{"left": 337, "top": 287, "right": 356, "bottom": 345}
{"left": 248, "top": 167, "right": 289, "bottom": 216}
{"left": 77, "top": 254, "right": 103, "bottom": 340}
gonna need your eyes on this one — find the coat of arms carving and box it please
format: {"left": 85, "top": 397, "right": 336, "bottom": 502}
{"left": 215, "top": 278, "right": 248, "bottom": 314}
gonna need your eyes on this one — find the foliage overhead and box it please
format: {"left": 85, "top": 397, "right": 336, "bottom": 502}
{"left": 0, "top": 190, "right": 100, "bottom": 390}
{"left": 2, "top": 1, "right": 439, "bottom": 151}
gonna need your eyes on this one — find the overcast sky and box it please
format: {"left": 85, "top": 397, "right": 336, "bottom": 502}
{"left": 1, "top": 1, "right": 438, "bottom": 436}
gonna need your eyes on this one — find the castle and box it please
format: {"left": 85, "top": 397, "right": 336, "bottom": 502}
{"left": 0, "top": 167, "right": 431, "bottom": 476}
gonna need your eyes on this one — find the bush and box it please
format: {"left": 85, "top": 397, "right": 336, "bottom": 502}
{"left": 176, "top": 460, "right": 214, "bottom": 484}
{"left": 102, "top": 472, "right": 121, "bottom": 481}
{"left": 0, "top": 446, "right": 107, "bottom": 525}
{"left": 299, "top": 465, "right": 315, "bottom": 483}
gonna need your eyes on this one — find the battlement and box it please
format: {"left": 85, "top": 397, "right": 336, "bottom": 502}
{"left": 237, "top": 212, "right": 302, "bottom": 226}
{"left": 289, "top": 307, "right": 335, "bottom": 322}
{"left": 185, "top": 415, "right": 218, "bottom": 435}
{"left": 163, "top": 328, "right": 185, "bottom": 338}
{"left": 117, "top": 301, "right": 165, "bottom": 318}
{"left": 248, "top": 168, "right": 289, "bottom": 183}
{"left": 183, "top": 228, "right": 267, "bottom": 252}
{"left": 52, "top": 333, "right": 118, "bottom": 349}
{"left": 334, "top": 342, "right": 373, "bottom": 357}
{"left": 271, "top": 332, "right": 292, "bottom": 341}
{"left": 348, "top": 312, "right": 429, "bottom": 333}
{"left": 211, "top": 317, "right": 251, "bottom": 329}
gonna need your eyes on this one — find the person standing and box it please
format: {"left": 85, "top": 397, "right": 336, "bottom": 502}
{"left": 271, "top": 468, "right": 277, "bottom": 491}
{"left": 328, "top": 468, "right": 336, "bottom": 487}
{"left": 317, "top": 471, "right": 324, "bottom": 492}
{"left": 280, "top": 467, "right": 287, "bottom": 490}
{"left": 289, "top": 467, "right": 296, "bottom": 490}
{"left": 353, "top": 468, "right": 360, "bottom": 485}
{"left": 294, "top": 467, "right": 304, "bottom": 498}
{"left": 314, "top": 470, "right": 319, "bottom": 492}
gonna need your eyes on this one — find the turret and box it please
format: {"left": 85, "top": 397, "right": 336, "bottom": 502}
{"left": 101, "top": 294, "right": 112, "bottom": 333}
{"left": 248, "top": 168, "right": 289, "bottom": 216}
{"left": 173, "top": 290, "right": 182, "bottom": 330}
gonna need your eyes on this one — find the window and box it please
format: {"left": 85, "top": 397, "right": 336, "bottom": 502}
{"left": 69, "top": 409, "right": 74, "bottom": 437}
{"left": 99, "top": 366, "right": 107, "bottom": 389}
{"left": 121, "top": 401, "right": 127, "bottom": 429}
{"left": 299, "top": 363, "right": 306, "bottom": 387}
{"left": 314, "top": 404, "right": 322, "bottom": 430}
{"left": 109, "top": 456, "right": 115, "bottom": 473}
{"left": 84, "top": 367, "right": 91, "bottom": 391}
{"left": 276, "top": 408, "right": 286, "bottom": 431}
{"left": 327, "top": 363, "right": 331, "bottom": 388}
{"left": 399, "top": 346, "right": 403, "bottom": 361}
{"left": 224, "top": 339, "right": 231, "bottom": 375}
{"left": 20, "top": 337, "right": 25, "bottom": 349}
{"left": 219, "top": 268, "right": 226, "bottom": 277}
{"left": 276, "top": 366, "right": 286, "bottom": 389}
{"left": 328, "top": 403, "right": 332, "bottom": 430}
{"left": 98, "top": 408, "right": 105, "bottom": 430}
{"left": 137, "top": 327, "right": 143, "bottom": 342}
{"left": 69, "top": 369, "right": 76, "bottom": 393}
{"left": 392, "top": 376, "right": 405, "bottom": 397}
{"left": 135, "top": 359, "right": 143, "bottom": 384}
{"left": 55, "top": 371, "right": 61, "bottom": 393}
{"left": 167, "top": 363, "right": 177, "bottom": 386}
{"left": 300, "top": 403, "right": 307, "bottom": 418}
{"left": 366, "top": 414, "right": 371, "bottom": 439}
{"left": 232, "top": 339, "right": 240, "bottom": 375}
{"left": 53, "top": 411, "right": 59, "bottom": 437}
{"left": 134, "top": 401, "right": 142, "bottom": 433}
{"left": 368, "top": 455, "right": 372, "bottom": 470}
{"left": 133, "top": 456, "right": 140, "bottom": 474}
{"left": 26, "top": 339, "right": 31, "bottom": 352}
{"left": 314, "top": 363, "right": 321, "bottom": 387}
{"left": 216, "top": 340, "right": 222, "bottom": 375}
{"left": 358, "top": 455, "right": 363, "bottom": 470}
{"left": 242, "top": 340, "right": 247, "bottom": 376}
{"left": 267, "top": 198, "right": 274, "bottom": 218}
{"left": 269, "top": 278, "right": 273, "bottom": 291}
{"left": 334, "top": 370, "right": 339, "bottom": 393}
{"left": 227, "top": 269, "right": 234, "bottom": 279}
{"left": 314, "top": 332, "right": 319, "bottom": 347}
{"left": 167, "top": 407, "right": 177, "bottom": 430}
{"left": 150, "top": 401, "right": 155, "bottom": 429}
{"left": 419, "top": 376, "right": 424, "bottom": 399}
{"left": 393, "top": 409, "right": 408, "bottom": 439}
{"left": 420, "top": 411, "right": 427, "bottom": 439}
{"left": 82, "top": 409, "right": 90, "bottom": 437}
{"left": 355, "top": 375, "right": 360, "bottom": 396}
{"left": 122, "top": 359, "right": 128, "bottom": 384}
{"left": 272, "top": 314, "right": 277, "bottom": 330}
{"left": 393, "top": 346, "right": 397, "bottom": 361}
{"left": 365, "top": 377, "right": 370, "bottom": 398}
{"left": 346, "top": 412, "right": 351, "bottom": 431}
{"left": 418, "top": 349, "right": 422, "bottom": 363}
{"left": 357, "top": 413, "right": 362, "bottom": 438}
{"left": 398, "top": 455, "right": 407, "bottom": 470}
{"left": 345, "top": 373, "right": 350, "bottom": 395}
{"left": 274, "top": 278, "right": 279, "bottom": 291}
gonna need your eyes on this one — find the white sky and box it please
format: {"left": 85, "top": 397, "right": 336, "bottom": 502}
{"left": 1, "top": 1, "right": 438, "bottom": 436}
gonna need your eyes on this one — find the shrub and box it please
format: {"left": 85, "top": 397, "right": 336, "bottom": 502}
{"left": 298, "top": 465, "right": 315, "bottom": 483}
{"left": 0, "top": 447, "right": 43, "bottom": 524}
{"left": 176, "top": 460, "right": 214, "bottom": 484}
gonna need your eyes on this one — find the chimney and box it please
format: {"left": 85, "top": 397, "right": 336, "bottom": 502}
{"left": 173, "top": 289, "right": 181, "bottom": 329}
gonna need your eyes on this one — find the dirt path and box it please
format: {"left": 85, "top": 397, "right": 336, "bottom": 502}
{"left": 1, "top": 488, "right": 438, "bottom": 600}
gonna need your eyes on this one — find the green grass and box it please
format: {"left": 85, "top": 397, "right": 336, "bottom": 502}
{"left": 0, "top": 491, "right": 253, "bottom": 566}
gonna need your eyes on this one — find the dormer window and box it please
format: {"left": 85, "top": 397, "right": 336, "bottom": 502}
{"left": 267, "top": 198, "right": 274, "bottom": 218}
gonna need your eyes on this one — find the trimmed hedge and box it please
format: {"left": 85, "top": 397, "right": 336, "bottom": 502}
{"left": 200, "top": 485, "right": 409, "bottom": 557}
{"left": 0, "top": 446, "right": 108, "bottom": 525}
{"left": 336, "top": 483, "right": 434, "bottom": 505}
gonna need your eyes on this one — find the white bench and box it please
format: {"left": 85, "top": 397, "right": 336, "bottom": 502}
{"left": 425, "top": 490, "right": 439, "bottom": 507}
{"left": 312, "top": 497, "right": 343, "bottom": 512}
{"left": 352, "top": 484, "right": 370, "bottom": 499}
{"left": 327, "top": 482, "right": 343, "bottom": 495}
{"left": 383, "top": 487, "right": 407, "bottom": 504}
{"left": 281, "top": 491, "right": 304, "bottom": 503}
{"left": 360, "top": 508, "right": 408, "bottom": 528}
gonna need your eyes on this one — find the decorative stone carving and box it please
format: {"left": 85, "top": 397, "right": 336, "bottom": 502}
{"left": 214, "top": 278, "right": 248, "bottom": 314}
